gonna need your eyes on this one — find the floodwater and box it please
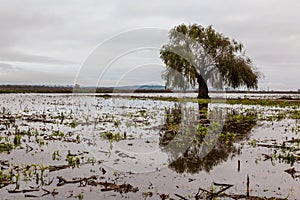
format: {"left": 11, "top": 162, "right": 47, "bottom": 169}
{"left": 0, "top": 93, "right": 299, "bottom": 199}
{"left": 103, "top": 92, "right": 300, "bottom": 100}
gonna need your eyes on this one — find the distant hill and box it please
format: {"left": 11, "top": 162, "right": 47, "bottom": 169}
{"left": 115, "top": 85, "right": 165, "bottom": 90}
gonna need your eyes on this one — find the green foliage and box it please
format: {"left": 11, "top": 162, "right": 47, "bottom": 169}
{"left": 113, "top": 120, "right": 121, "bottom": 127}
{"left": 69, "top": 120, "right": 77, "bottom": 128}
{"left": 197, "top": 124, "right": 208, "bottom": 138}
{"left": 0, "top": 142, "right": 13, "bottom": 152}
{"left": 291, "top": 110, "right": 300, "bottom": 119}
{"left": 66, "top": 151, "right": 81, "bottom": 168}
{"left": 228, "top": 99, "right": 299, "bottom": 108}
{"left": 160, "top": 24, "right": 260, "bottom": 97}
{"left": 13, "top": 134, "right": 22, "bottom": 146}
{"left": 248, "top": 139, "right": 257, "bottom": 147}
{"left": 0, "top": 170, "right": 14, "bottom": 187}
{"left": 278, "top": 152, "right": 296, "bottom": 165}
{"left": 274, "top": 113, "right": 286, "bottom": 121}
{"left": 51, "top": 130, "right": 64, "bottom": 137}
{"left": 76, "top": 193, "right": 84, "bottom": 200}
{"left": 101, "top": 131, "right": 122, "bottom": 142}
{"left": 220, "top": 131, "right": 236, "bottom": 145}
{"left": 165, "top": 104, "right": 181, "bottom": 126}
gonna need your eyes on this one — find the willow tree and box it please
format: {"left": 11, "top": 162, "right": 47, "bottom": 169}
{"left": 160, "top": 24, "right": 260, "bottom": 99}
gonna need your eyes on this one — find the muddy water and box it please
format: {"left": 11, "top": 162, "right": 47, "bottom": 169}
{"left": 0, "top": 94, "right": 299, "bottom": 199}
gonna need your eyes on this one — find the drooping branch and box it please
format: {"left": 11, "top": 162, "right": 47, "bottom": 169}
{"left": 160, "top": 23, "right": 261, "bottom": 98}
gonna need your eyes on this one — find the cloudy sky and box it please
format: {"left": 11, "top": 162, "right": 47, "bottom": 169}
{"left": 0, "top": 0, "right": 299, "bottom": 90}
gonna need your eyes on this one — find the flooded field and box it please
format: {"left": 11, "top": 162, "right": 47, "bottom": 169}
{"left": 107, "top": 92, "right": 300, "bottom": 100}
{"left": 0, "top": 94, "right": 299, "bottom": 199}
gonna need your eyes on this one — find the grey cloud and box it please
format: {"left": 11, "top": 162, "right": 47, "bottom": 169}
{"left": 0, "top": 0, "right": 299, "bottom": 90}
{"left": 0, "top": 63, "right": 17, "bottom": 72}
{"left": 0, "top": 49, "right": 76, "bottom": 65}
{"left": 0, "top": 65, "right": 76, "bottom": 85}
{"left": 259, "top": 64, "right": 300, "bottom": 90}
{"left": 76, "top": 28, "right": 168, "bottom": 86}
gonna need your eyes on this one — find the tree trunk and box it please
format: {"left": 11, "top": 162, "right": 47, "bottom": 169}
{"left": 197, "top": 74, "right": 210, "bottom": 99}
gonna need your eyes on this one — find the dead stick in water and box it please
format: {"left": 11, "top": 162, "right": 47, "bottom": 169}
{"left": 246, "top": 174, "right": 250, "bottom": 197}
{"left": 213, "top": 182, "right": 234, "bottom": 195}
{"left": 8, "top": 189, "right": 39, "bottom": 193}
{"left": 57, "top": 175, "right": 97, "bottom": 186}
{"left": 174, "top": 193, "right": 188, "bottom": 200}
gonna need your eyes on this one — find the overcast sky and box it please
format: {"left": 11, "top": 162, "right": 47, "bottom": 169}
{"left": 0, "top": 0, "right": 299, "bottom": 90}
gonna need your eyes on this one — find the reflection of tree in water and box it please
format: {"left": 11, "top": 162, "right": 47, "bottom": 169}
{"left": 159, "top": 103, "right": 257, "bottom": 174}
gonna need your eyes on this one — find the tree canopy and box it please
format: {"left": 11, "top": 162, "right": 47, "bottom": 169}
{"left": 160, "top": 24, "right": 261, "bottom": 98}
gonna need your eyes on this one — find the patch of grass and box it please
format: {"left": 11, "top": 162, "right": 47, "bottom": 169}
{"left": 227, "top": 99, "right": 300, "bottom": 108}
{"left": 76, "top": 193, "right": 84, "bottom": 200}
{"left": 220, "top": 131, "right": 237, "bottom": 144}
{"left": 0, "top": 142, "right": 14, "bottom": 152}
{"left": 100, "top": 131, "right": 123, "bottom": 141}
{"left": 291, "top": 110, "right": 300, "bottom": 119}
{"left": 69, "top": 120, "right": 77, "bottom": 128}
{"left": 13, "top": 135, "right": 22, "bottom": 146}
{"left": 278, "top": 152, "right": 297, "bottom": 165}
{"left": 113, "top": 120, "right": 121, "bottom": 128}
{"left": 0, "top": 170, "right": 14, "bottom": 186}
{"left": 197, "top": 124, "right": 208, "bottom": 138}
{"left": 66, "top": 151, "right": 81, "bottom": 168}
{"left": 51, "top": 130, "right": 64, "bottom": 137}
{"left": 248, "top": 139, "right": 257, "bottom": 147}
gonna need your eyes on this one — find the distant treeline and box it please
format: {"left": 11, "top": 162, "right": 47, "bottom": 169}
{"left": 0, "top": 85, "right": 172, "bottom": 93}
{"left": 0, "top": 85, "right": 73, "bottom": 93}
{"left": 0, "top": 85, "right": 299, "bottom": 94}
